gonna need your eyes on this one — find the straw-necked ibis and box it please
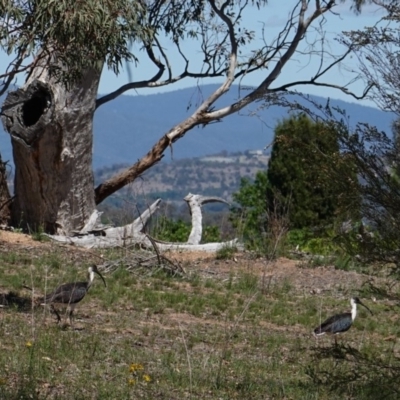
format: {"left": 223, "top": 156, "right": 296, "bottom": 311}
{"left": 41, "top": 264, "right": 106, "bottom": 325}
{"left": 313, "top": 297, "right": 372, "bottom": 343}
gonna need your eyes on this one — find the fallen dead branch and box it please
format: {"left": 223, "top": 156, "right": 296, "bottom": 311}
{"left": 47, "top": 194, "right": 242, "bottom": 252}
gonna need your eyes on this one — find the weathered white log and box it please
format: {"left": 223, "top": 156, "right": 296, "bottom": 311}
{"left": 49, "top": 198, "right": 162, "bottom": 243}
{"left": 48, "top": 196, "right": 242, "bottom": 252}
{"left": 152, "top": 238, "right": 241, "bottom": 252}
{"left": 48, "top": 231, "right": 149, "bottom": 248}
{"left": 75, "top": 210, "right": 103, "bottom": 234}
{"left": 131, "top": 199, "right": 161, "bottom": 231}
{"left": 49, "top": 231, "right": 240, "bottom": 252}
{"left": 185, "top": 193, "right": 229, "bottom": 245}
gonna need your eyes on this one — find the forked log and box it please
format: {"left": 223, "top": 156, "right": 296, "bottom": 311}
{"left": 48, "top": 195, "right": 241, "bottom": 252}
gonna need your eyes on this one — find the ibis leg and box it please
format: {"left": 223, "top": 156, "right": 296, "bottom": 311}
{"left": 69, "top": 305, "right": 76, "bottom": 326}
{"left": 51, "top": 305, "right": 61, "bottom": 323}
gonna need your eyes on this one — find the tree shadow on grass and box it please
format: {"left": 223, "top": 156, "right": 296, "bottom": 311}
{"left": 302, "top": 343, "right": 400, "bottom": 399}
{"left": 0, "top": 291, "right": 31, "bottom": 311}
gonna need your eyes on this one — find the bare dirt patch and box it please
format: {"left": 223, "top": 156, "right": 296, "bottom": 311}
{"left": 0, "top": 230, "right": 374, "bottom": 299}
{"left": 0, "top": 230, "right": 40, "bottom": 246}
{"left": 169, "top": 250, "right": 372, "bottom": 296}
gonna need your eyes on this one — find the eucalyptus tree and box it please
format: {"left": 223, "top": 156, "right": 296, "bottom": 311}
{"left": 0, "top": 0, "right": 371, "bottom": 247}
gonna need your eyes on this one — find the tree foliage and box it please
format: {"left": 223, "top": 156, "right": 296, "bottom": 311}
{"left": 316, "top": 1, "right": 400, "bottom": 268}
{"left": 151, "top": 215, "right": 221, "bottom": 243}
{"left": 231, "top": 170, "right": 268, "bottom": 248}
{"left": 266, "top": 114, "right": 357, "bottom": 230}
{"left": 231, "top": 114, "right": 362, "bottom": 251}
{"left": 232, "top": 114, "right": 357, "bottom": 247}
{"left": 277, "top": 107, "right": 400, "bottom": 268}
{"left": 329, "top": 120, "right": 400, "bottom": 269}
{"left": 0, "top": 0, "right": 265, "bottom": 95}
{"left": 0, "top": 0, "right": 151, "bottom": 88}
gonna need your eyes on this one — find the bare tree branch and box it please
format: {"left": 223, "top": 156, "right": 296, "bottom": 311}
{"left": 95, "top": 0, "right": 242, "bottom": 108}
{"left": 202, "top": 0, "right": 337, "bottom": 119}
{"left": 95, "top": 0, "right": 364, "bottom": 204}
{"left": 0, "top": 51, "right": 30, "bottom": 97}
{"left": 341, "top": 1, "right": 400, "bottom": 114}
{"left": 270, "top": 80, "right": 373, "bottom": 100}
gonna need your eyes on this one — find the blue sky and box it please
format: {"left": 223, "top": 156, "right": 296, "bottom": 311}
{"left": 97, "top": 1, "right": 383, "bottom": 107}
{"left": 1, "top": 1, "right": 384, "bottom": 107}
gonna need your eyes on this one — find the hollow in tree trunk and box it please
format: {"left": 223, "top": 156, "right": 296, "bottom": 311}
{"left": 1, "top": 67, "right": 101, "bottom": 234}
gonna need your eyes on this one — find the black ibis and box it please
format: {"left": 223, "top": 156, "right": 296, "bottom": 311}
{"left": 313, "top": 297, "right": 372, "bottom": 343}
{"left": 41, "top": 264, "right": 106, "bottom": 325}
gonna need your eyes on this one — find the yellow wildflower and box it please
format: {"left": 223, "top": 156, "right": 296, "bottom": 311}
{"left": 128, "top": 378, "right": 136, "bottom": 386}
{"left": 25, "top": 341, "right": 33, "bottom": 348}
{"left": 129, "top": 363, "right": 144, "bottom": 373}
{"left": 143, "top": 374, "right": 151, "bottom": 383}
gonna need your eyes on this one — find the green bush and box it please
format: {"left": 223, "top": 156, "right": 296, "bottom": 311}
{"left": 203, "top": 225, "right": 221, "bottom": 243}
{"left": 152, "top": 216, "right": 191, "bottom": 242}
{"left": 267, "top": 114, "right": 359, "bottom": 230}
{"left": 151, "top": 216, "right": 221, "bottom": 243}
{"left": 230, "top": 171, "right": 269, "bottom": 250}
{"left": 230, "top": 114, "right": 360, "bottom": 257}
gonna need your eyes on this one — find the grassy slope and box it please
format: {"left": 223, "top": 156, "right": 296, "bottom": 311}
{"left": 0, "top": 234, "right": 399, "bottom": 399}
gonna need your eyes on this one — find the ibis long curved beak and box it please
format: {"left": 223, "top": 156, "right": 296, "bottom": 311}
{"left": 359, "top": 300, "right": 373, "bottom": 315}
{"left": 92, "top": 265, "right": 107, "bottom": 287}
{"left": 96, "top": 270, "right": 107, "bottom": 287}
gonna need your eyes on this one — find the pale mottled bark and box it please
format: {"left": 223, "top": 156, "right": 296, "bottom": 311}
{"left": 185, "top": 193, "right": 229, "bottom": 245}
{"left": 1, "top": 66, "right": 101, "bottom": 234}
{"left": 0, "top": 153, "right": 11, "bottom": 225}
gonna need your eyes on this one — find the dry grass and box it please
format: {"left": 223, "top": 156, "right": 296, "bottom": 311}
{"left": 0, "top": 231, "right": 400, "bottom": 399}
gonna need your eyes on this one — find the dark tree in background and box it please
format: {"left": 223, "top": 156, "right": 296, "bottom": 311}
{"left": 231, "top": 114, "right": 360, "bottom": 252}
{"left": 266, "top": 114, "right": 358, "bottom": 231}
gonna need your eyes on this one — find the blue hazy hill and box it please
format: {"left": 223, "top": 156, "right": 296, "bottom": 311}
{"left": 0, "top": 84, "right": 395, "bottom": 169}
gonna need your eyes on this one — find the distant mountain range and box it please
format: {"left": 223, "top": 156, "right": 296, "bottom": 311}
{"left": 0, "top": 84, "right": 396, "bottom": 169}
{"left": 95, "top": 149, "right": 270, "bottom": 209}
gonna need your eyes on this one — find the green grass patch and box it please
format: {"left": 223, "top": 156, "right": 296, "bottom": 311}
{"left": 1, "top": 247, "right": 400, "bottom": 399}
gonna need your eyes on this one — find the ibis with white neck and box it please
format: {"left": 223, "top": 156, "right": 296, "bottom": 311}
{"left": 313, "top": 297, "right": 372, "bottom": 341}
{"left": 41, "top": 264, "right": 106, "bottom": 325}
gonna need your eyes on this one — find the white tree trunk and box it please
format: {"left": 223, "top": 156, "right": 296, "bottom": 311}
{"left": 1, "top": 66, "right": 101, "bottom": 234}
